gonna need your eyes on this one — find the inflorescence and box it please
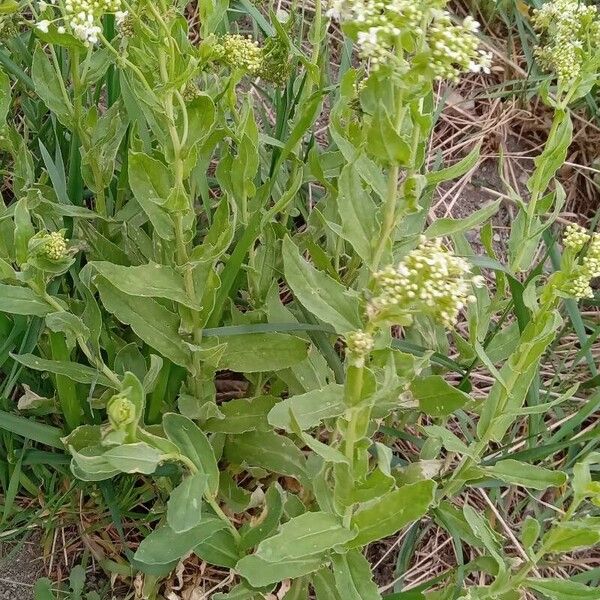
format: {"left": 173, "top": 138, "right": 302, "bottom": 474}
{"left": 369, "top": 237, "right": 483, "bottom": 328}
{"left": 41, "top": 231, "right": 68, "bottom": 261}
{"left": 346, "top": 329, "right": 375, "bottom": 367}
{"left": 532, "top": 0, "right": 600, "bottom": 82}
{"left": 326, "top": 0, "right": 491, "bottom": 79}
{"left": 561, "top": 224, "right": 600, "bottom": 299}
{"left": 213, "top": 34, "right": 264, "bottom": 75}
{"left": 211, "top": 32, "right": 292, "bottom": 84}
{"left": 36, "top": 0, "right": 121, "bottom": 45}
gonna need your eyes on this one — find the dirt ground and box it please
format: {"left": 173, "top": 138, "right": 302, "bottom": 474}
{"left": 0, "top": 536, "right": 43, "bottom": 600}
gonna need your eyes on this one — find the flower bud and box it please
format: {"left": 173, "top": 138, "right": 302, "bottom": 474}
{"left": 346, "top": 329, "right": 375, "bottom": 367}
{"left": 41, "top": 231, "right": 68, "bottom": 261}
{"left": 107, "top": 393, "right": 137, "bottom": 431}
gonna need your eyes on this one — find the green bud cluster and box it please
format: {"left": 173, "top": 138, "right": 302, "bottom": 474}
{"left": 214, "top": 34, "right": 264, "bottom": 75}
{"left": 259, "top": 32, "right": 292, "bottom": 85}
{"left": 561, "top": 225, "right": 600, "bottom": 299}
{"left": 107, "top": 393, "right": 137, "bottom": 431}
{"left": 211, "top": 32, "right": 292, "bottom": 85}
{"left": 532, "top": 0, "right": 600, "bottom": 82}
{"left": 368, "top": 237, "right": 481, "bottom": 328}
{"left": 41, "top": 231, "right": 68, "bottom": 261}
{"left": 346, "top": 329, "right": 375, "bottom": 367}
{"left": 563, "top": 223, "right": 590, "bottom": 252}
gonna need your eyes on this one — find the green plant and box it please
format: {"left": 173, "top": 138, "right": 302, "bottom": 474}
{"left": 1, "top": 0, "right": 600, "bottom": 598}
{"left": 34, "top": 564, "right": 101, "bottom": 600}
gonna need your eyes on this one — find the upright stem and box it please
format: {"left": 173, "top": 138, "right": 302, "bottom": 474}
{"left": 343, "top": 365, "right": 365, "bottom": 461}
{"left": 371, "top": 82, "right": 407, "bottom": 271}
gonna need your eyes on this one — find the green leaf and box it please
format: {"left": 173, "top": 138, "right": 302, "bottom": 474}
{"left": 542, "top": 519, "right": 600, "bottom": 553}
{"left": 282, "top": 236, "right": 362, "bottom": 334}
{"left": 194, "top": 528, "right": 240, "bottom": 568}
{"left": 88, "top": 261, "right": 197, "bottom": 308}
{"left": 525, "top": 578, "right": 599, "bottom": 600}
{"left": 336, "top": 165, "right": 378, "bottom": 266}
{"left": 46, "top": 311, "right": 90, "bottom": 350}
{"left": 204, "top": 396, "right": 277, "bottom": 434}
{"left": 368, "top": 106, "right": 411, "bottom": 165}
{"left": 330, "top": 550, "right": 381, "bottom": 600}
{"left": 423, "top": 425, "right": 472, "bottom": 456}
{"left": 224, "top": 431, "right": 308, "bottom": 483}
{"left": 349, "top": 480, "right": 436, "bottom": 547}
{"left": 206, "top": 333, "right": 308, "bottom": 373}
{"left": 424, "top": 200, "right": 501, "bottom": 239}
{"left": 313, "top": 568, "right": 342, "bottom": 600}
{"left": 128, "top": 151, "right": 174, "bottom": 239}
{"left": 268, "top": 383, "right": 345, "bottom": 431}
{"left": 426, "top": 144, "right": 480, "bottom": 186}
{"left": 167, "top": 472, "right": 208, "bottom": 533}
{"left": 128, "top": 150, "right": 172, "bottom": 204}
{"left": 32, "top": 45, "right": 72, "bottom": 126}
{"left": 255, "top": 511, "right": 356, "bottom": 562}
{"left": 0, "top": 409, "right": 64, "bottom": 448}
{"left": 10, "top": 353, "right": 116, "bottom": 388}
{"left": 462, "top": 505, "right": 505, "bottom": 570}
{"left": 0, "top": 67, "right": 10, "bottom": 123}
{"left": 520, "top": 516, "right": 541, "bottom": 550}
{"left": 410, "top": 376, "right": 471, "bottom": 417}
{"left": 0, "top": 284, "right": 52, "bottom": 316}
{"left": 33, "top": 578, "right": 56, "bottom": 600}
{"left": 477, "top": 309, "right": 562, "bottom": 442}
{"left": 69, "top": 445, "right": 119, "bottom": 481}
{"left": 134, "top": 518, "right": 226, "bottom": 565}
{"left": 235, "top": 553, "right": 326, "bottom": 588}
{"left": 482, "top": 459, "right": 567, "bottom": 490}
{"left": 103, "top": 442, "right": 161, "bottom": 474}
{"left": 93, "top": 275, "right": 191, "bottom": 369}
{"left": 239, "top": 484, "right": 284, "bottom": 551}
{"left": 163, "top": 413, "right": 219, "bottom": 496}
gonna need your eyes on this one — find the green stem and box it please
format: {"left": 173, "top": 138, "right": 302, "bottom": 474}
{"left": 371, "top": 81, "right": 408, "bottom": 271}
{"left": 372, "top": 163, "right": 400, "bottom": 271}
{"left": 512, "top": 109, "right": 565, "bottom": 271}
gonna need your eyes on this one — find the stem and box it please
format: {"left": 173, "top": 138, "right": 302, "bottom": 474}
{"left": 512, "top": 109, "right": 565, "bottom": 271}
{"left": 371, "top": 80, "right": 407, "bottom": 271}
{"left": 372, "top": 163, "right": 400, "bottom": 271}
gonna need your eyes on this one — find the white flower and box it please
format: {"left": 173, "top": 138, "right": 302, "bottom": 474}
{"left": 39, "top": 1, "right": 48, "bottom": 10}
{"left": 115, "top": 10, "right": 128, "bottom": 25}
{"left": 369, "top": 237, "right": 479, "bottom": 328}
{"left": 36, "top": 19, "right": 50, "bottom": 33}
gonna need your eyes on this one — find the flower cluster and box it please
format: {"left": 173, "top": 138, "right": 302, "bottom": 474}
{"left": 369, "top": 237, "right": 482, "bottom": 328}
{"left": 326, "top": 0, "right": 491, "bottom": 77}
{"left": 346, "top": 330, "right": 375, "bottom": 367}
{"left": 428, "top": 13, "right": 492, "bottom": 80}
{"left": 211, "top": 32, "right": 292, "bottom": 84}
{"left": 562, "top": 226, "right": 600, "bottom": 299}
{"left": 532, "top": 0, "right": 600, "bottom": 81}
{"left": 41, "top": 231, "right": 68, "bottom": 261}
{"left": 37, "top": 0, "right": 121, "bottom": 45}
{"left": 213, "top": 34, "right": 264, "bottom": 75}
{"left": 563, "top": 223, "right": 590, "bottom": 253}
